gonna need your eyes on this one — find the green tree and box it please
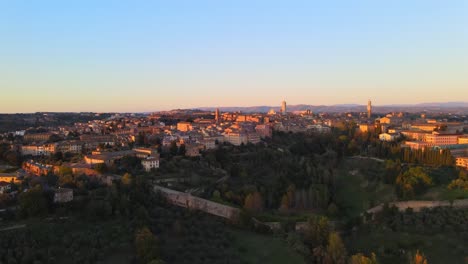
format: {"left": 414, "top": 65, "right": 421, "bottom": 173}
{"left": 243, "top": 192, "right": 263, "bottom": 212}
{"left": 305, "top": 215, "right": 331, "bottom": 248}
{"left": 409, "top": 250, "right": 428, "bottom": 264}
{"left": 58, "top": 173, "right": 75, "bottom": 187}
{"left": 448, "top": 170, "right": 468, "bottom": 190}
{"left": 86, "top": 200, "right": 112, "bottom": 220}
{"left": 286, "top": 184, "right": 296, "bottom": 208}
{"left": 244, "top": 193, "right": 254, "bottom": 211}
{"left": 327, "top": 203, "right": 339, "bottom": 217}
{"left": 18, "top": 186, "right": 48, "bottom": 218}
{"left": 178, "top": 144, "right": 186, "bottom": 156}
{"left": 326, "top": 232, "right": 347, "bottom": 264}
{"left": 279, "top": 194, "right": 289, "bottom": 212}
{"left": 169, "top": 141, "right": 178, "bottom": 156}
{"left": 230, "top": 164, "right": 240, "bottom": 177}
{"left": 45, "top": 173, "right": 59, "bottom": 187}
{"left": 94, "top": 163, "right": 108, "bottom": 174}
{"left": 396, "top": 167, "right": 432, "bottom": 198}
{"left": 384, "top": 159, "right": 401, "bottom": 184}
{"left": 122, "top": 173, "right": 133, "bottom": 186}
{"left": 252, "top": 191, "right": 263, "bottom": 212}
{"left": 136, "top": 132, "right": 146, "bottom": 146}
{"left": 135, "top": 227, "right": 159, "bottom": 264}
{"left": 350, "top": 253, "right": 378, "bottom": 264}
{"left": 4, "top": 150, "right": 21, "bottom": 166}
{"left": 58, "top": 166, "right": 73, "bottom": 176}
{"left": 119, "top": 155, "right": 142, "bottom": 172}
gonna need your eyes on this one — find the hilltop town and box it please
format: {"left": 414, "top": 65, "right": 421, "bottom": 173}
{"left": 1, "top": 101, "right": 467, "bottom": 183}
{"left": 1, "top": 101, "right": 468, "bottom": 263}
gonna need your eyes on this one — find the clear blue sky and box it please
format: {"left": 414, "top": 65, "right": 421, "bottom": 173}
{"left": 1, "top": 0, "right": 467, "bottom": 113}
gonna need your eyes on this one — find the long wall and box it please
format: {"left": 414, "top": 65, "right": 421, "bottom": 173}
{"left": 154, "top": 185, "right": 313, "bottom": 232}
{"left": 367, "top": 199, "right": 468, "bottom": 214}
{"left": 154, "top": 185, "right": 241, "bottom": 220}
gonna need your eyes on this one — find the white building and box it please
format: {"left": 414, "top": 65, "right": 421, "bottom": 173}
{"left": 223, "top": 132, "right": 248, "bottom": 146}
{"left": 307, "top": 124, "right": 331, "bottom": 133}
{"left": 201, "top": 139, "right": 216, "bottom": 150}
{"left": 247, "top": 133, "right": 261, "bottom": 144}
{"left": 379, "top": 133, "right": 401, "bottom": 142}
{"left": 21, "top": 144, "right": 57, "bottom": 156}
{"left": 142, "top": 157, "right": 160, "bottom": 172}
{"left": 0, "top": 182, "right": 11, "bottom": 194}
{"left": 57, "top": 141, "right": 83, "bottom": 154}
{"left": 53, "top": 188, "right": 73, "bottom": 203}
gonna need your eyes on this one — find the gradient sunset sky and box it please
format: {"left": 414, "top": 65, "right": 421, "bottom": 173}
{"left": 1, "top": 0, "right": 467, "bottom": 113}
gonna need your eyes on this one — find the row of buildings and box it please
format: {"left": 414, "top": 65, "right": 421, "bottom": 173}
{"left": 361, "top": 112, "right": 468, "bottom": 170}
{"left": 2, "top": 103, "right": 353, "bottom": 185}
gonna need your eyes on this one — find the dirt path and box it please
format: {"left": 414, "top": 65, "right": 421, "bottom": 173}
{"left": 367, "top": 199, "right": 468, "bottom": 214}
{"left": 350, "top": 156, "right": 385, "bottom": 163}
{"left": 0, "top": 224, "right": 26, "bottom": 232}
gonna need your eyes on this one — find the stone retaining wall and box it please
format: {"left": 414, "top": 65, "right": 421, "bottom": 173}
{"left": 367, "top": 199, "right": 468, "bottom": 214}
{"left": 154, "top": 185, "right": 240, "bottom": 220}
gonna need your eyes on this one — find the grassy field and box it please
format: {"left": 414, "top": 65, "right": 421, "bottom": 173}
{"left": 417, "top": 186, "right": 468, "bottom": 201}
{"left": 349, "top": 228, "right": 468, "bottom": 264}
{"left": 58, "top": 244, "right": 133, "bottom": 264}
{"left": 335, "top": 159, "right": 396, "bottom": 218}
{"left": 101, "top": 245, "right": 133, "bottom": 264}
{"left": 229, "top": 229, "right": 306, "bottom": 264}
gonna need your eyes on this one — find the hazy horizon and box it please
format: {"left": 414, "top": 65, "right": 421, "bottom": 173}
{"left": 1, "top": 100, "right": 468, "bottom": 114}
{"left": 1, "top": 1, "right": 467, "bottom": 113}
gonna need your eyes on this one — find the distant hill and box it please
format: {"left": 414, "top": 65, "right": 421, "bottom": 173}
{"left": 196, "top": 102, "right": 468, "bottom": 114}
{"left": 415, "top": 102, "right": 468, "bottom": 108}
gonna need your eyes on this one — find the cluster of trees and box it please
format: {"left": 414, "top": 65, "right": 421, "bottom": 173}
{"left": 135, "top": 227, "right": 160, "bottom": 263}
{"left": 0, "top": 220, "right": 131, "bottom": 264}
{"left": 243, "top": 191, "right": 263, "bottom": 212}
{"left": 448, "top": 170, "right": 468, "bottom": 190}
{"left": 154, "top": 209, "right": 239, "bottom": 264}
{"left": 284, "top": 215, "right": 391, "bottom": 264}
{"left": 409, "top": 251, "right": 429, "bottom": 264}
{"left": 93, "top": 155, "right": 144, "bottom": 175}
{"left": 46, "top": 151, "right": 83, "bottom": 164}
{"left": 2, "top": 172, "right": 248, "bottom": 263}
{"left": 134, "top": 132, "right": 162, "bottom": 148}
{"left": 331, "top": 121, "right": 403, "bottom": 159}
{"left": 202, "top": 130, "right": 459, "bottom": 216}
{"left": 169, "top": 141, "right": 186, "bottom": 156}
{"left": 17, "top": 185, "right": 51, "bottom": 218}
{"left": 279, "top": 184, "right": 332, "bottom": 212}
{"left": 3, "top": 118, "right": 463, "bottom": 263}
{"left": 384, "top": 159, "right": 403, "bottom": 184}
{"left": 375, "top": 206, "right": 468, "bottom": 235}
{"left": 368, "top": 141, "right": 402, "bottom": 160}
{"left": 332, "top": 121, "right": 457, "bottom": 169}
{"left": 353, "top": 206, "right": 468, "bottom": 263}
{"left": 384, "top": 160, "right": 461, "bottom": 198}
{"left": 134, "top": 134, "right": 189, "bottom": 158}
{"left": 395, "top": 167, "right": 433, "bottom": 199}
{"left": 305, "top": 216, "right": 344, "bottom": 262}
{"left": 0, "top": 169, "right": 112, "bottom": 216}
{"left": 401, "top": 148, "right": 454, "bottom": 167}
{"left": 349, "top": 253, "right": 379, "bottom": 264}
{"left": 206, "top": 132, "right": 341, "bottom": 213}
{"left": 0, "top": 143, "right": 22, "bottom": 166}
